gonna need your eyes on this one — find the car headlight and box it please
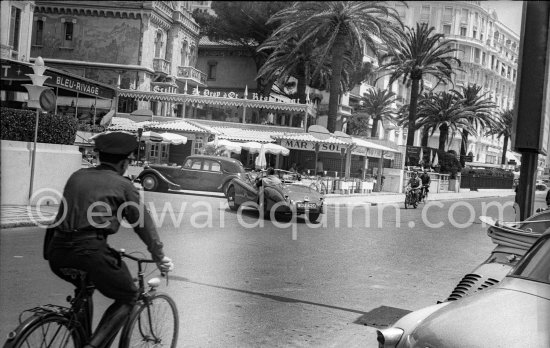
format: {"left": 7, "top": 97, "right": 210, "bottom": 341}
{"left": 376, "top": 328, "right": 404, "bottom": 348}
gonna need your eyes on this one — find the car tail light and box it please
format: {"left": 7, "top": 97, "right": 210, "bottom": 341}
{"left": 376, "top": 328, "right": 404, "bottom": 348}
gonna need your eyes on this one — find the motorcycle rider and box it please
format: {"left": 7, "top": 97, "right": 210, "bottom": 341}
{"left": 419, "top": 169, "right": 431, "bottom": 201}
{"left": 406, "top": 171, "right": 422, "bottom": 202}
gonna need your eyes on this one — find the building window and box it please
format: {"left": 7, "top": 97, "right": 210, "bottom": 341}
{"left": 207, "top": 62, "right": 217, "bottom": 80}
{"left": 181, "top": 40, "right": 188, "bottom": 66}
{"left": 443, "top": 24, "right": 451, "bottom": 35}
{"left": 64, "top": 22, "right": 74, "bottom": 41}
{"left": 149, "top": 143, "right": 159, "bottom": 158}
{"left": 472, "top": 27, "right": 477, "bottom": 39}
{"left": 154, "top": 30, "right": 164, "bottom": 58}
{"left": 443, "top": 7, "right": 453, "bottom": 22}
{"left": 480, "top": 33, "right": 484, "bottom": 42}
{"left": 461, "top": 9, "right": 469, "bottom": 23}
{"left": 421, "top": 5, "right": 430, "bottom": 20}
{"left": 9, "top": 6, "right": 21, "bottom": 51}
{"left": 34, "top": 19, "right": 44, "bottom": 46}
{"left": 460, "top": 27, "right": 467, "bottom": 36}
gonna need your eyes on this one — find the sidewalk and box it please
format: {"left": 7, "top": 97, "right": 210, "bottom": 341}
{"left": 0, "top": 189, "right": 521, "bottom": 229}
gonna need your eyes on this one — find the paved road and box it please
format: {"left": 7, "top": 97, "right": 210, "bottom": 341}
{"left": 1, "top": 192, "right": 547, "bottom": 347}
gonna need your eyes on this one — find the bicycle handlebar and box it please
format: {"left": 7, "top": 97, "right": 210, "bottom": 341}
{"left": 119, "top": 249, "right": 156, "bottom": 263}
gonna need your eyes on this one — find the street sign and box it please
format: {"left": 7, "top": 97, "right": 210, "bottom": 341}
{"left": 39, "top": 89, "right": 56, "bottom": 112}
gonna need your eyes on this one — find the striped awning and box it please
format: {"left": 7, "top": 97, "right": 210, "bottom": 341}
{"left": 146, "top": 120, "right": 211, "bottom": 134}
{"left": 351, "top": 137, "right": 399, "bottom": 153}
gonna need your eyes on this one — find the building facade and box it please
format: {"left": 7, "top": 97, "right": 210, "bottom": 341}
{"left": 31, "top": 1, "right": 206, "bottom": 118}
{"left": 390, "top": 1, "right": 520, "bottom": 165}
{"left": 1, "top": 0, "right": 35, "bottom": 62}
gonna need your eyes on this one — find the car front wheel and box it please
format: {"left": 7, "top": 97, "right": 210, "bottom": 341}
{"left": 227, "top": 186, "right": 239, "bottom": 211}
{"left": 142, "top": 174, "right": 159, "bottom": 191}
{"left": 308, "top": 212, "right": 320, "bottom": 223}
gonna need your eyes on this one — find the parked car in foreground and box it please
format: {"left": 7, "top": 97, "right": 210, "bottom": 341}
{"left": 135, "top": 155, "right": 245, "bottom": 194}
{"left": 226, "top": 169, "right": 325, "bottom": 222}
{"left": 376, "top": 231, "right": 550, "bottom": 348}
{"left": 446, "top": 209, "right": 550, "bottom": 301}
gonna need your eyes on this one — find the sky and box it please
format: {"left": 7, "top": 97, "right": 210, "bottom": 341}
{"left": 481, "top": 1, "right": 524, "bottom": 35}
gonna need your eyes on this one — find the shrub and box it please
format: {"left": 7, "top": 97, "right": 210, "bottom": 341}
{"left": 438, "top": 150, "right": 463, "bottom": 179}
{"left": 462, "top": 167, "right": 514, "bottom": 178}
{"left": 1, "top": 107, "right": 77, "bottom": 145}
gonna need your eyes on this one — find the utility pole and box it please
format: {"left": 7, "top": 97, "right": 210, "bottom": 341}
{"left": 512, "top": 2, "right": 550, "bottom": 220}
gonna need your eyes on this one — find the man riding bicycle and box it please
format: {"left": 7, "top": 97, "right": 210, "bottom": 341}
{"left": 419, "top": 169, "right": 431, "bottom": 201}
{"left": 406, "top": 171, "right": 422, "bottom": 202}
{"left": 45, "top": 131, "right": 174, "bottom": 348}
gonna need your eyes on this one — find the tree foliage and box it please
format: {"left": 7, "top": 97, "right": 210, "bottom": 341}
{"left": 265, "top": 1, "right": 403, "bottom": 132}
{"left": 192, "top": 1, "right": 293, "bottom": 96}
{"left": 378, "top": 23, "right": 462, "bottom": 146}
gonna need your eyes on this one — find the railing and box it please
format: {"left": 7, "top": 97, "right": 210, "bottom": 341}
{"left": 153, "top": 58, "right": 171, "bottom": 75}
{"left": 460, "top": 175, "right": 513, "bottom": 189}
{"left": 171, "top": 11, "right": 200, "bottom": 35}
{"left": 176, "top": 66, "right": 207, "bottom": 85}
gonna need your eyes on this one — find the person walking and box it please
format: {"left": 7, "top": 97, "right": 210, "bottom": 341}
{"left": 45, "top": 131, "right": 174, "bottom": 348}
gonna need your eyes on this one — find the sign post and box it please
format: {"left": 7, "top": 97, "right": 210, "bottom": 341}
{"left": 512, "top": 2, "right": 550, "bottom": 220}
{"left": 22, "top": 57, "right": 54, "bottom": 203}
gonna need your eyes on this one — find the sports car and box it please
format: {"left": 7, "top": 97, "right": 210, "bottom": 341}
{"left": 376, "top": 231, "right": 550, "bottom": 348}
{"left": 225, "top": 170, "right": 325, "bottom": 222}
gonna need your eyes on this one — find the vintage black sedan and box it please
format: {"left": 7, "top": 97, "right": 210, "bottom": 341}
{"left": 135, "top": 155, "right": 245, "bottom": 194}
{"left": 226, "top": 170, "right": 325, "bottom": 222}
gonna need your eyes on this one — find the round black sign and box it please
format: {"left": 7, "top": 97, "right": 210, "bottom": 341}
{"left": 39, "top": 89, "right": 56, "bottom": 112}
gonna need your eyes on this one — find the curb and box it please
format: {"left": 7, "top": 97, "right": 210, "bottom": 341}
{"left": 324, "top": 193, "right": 517, "bottom": 207}
{"left": 1, "top": 218, "right": 54, "bottom": 229}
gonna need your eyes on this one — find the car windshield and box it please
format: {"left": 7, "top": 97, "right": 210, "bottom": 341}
{"left": 510, "top": 234, "right": 550, "bottom": 284}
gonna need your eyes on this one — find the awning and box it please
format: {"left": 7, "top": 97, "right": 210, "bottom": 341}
{"left": 117, "top": 89, "right": 314, "bottom": 113}
{"left": 146, "top": 120, "right": 211, "bottom": 134}
{"left": 351, "top": 137, "right": 399, "bottom": 153}
{"left": 272, "top": 133, "right": 348, "bottom": 145}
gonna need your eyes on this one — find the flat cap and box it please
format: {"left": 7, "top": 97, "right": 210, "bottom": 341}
{"left": 93, "top": 131, "right": 138, "bottom": 155}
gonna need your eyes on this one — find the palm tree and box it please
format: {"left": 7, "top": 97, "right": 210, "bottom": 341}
{"left": 452, "top": 84, "right": 497, "bottom": 165}
{"left": 266, "top": 1, "right": 402, "bottom": 132}
{"left": 359, "top": 88, "right": 397, "bottom": 138}
{"left": 490, "top": 109, "right": 514, "bottom": 165}
{"left": 379, "top": 22, "right": 461, "bottom": 146}
{"left": 257, "top": 35, "right": 361, "bottom": 104}
{"left": 415, "top": 92, "right": 476, "bottom": 152}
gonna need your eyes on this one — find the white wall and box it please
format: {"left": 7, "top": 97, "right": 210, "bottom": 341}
{"left": 1, "top": 140, "right": 81, "bottom": 205}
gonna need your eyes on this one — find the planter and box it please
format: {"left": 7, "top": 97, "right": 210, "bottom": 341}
{"left": 1, "top": 140, "right": 81, "bottom": 205}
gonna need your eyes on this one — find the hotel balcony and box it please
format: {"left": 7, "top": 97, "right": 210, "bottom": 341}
{"left": 338, "top": 104, "right": 353, "bottom": 117}
{"left": 153, "top": 58, "right": 171, "bottom": 75}
{"left": 176, "top": 66, "right": 207, "bottom": 87}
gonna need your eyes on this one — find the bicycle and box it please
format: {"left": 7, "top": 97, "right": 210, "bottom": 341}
{"left": 404, "top": 187, "right": 420, "bottom": 209}
{"left": 3, "top": 249, "right": 178, "bottom": 348}
{"left": 420, "top": 185, "right": 430, "bottom": 203}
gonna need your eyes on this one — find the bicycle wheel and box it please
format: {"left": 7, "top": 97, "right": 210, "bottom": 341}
{"left": 10, "top": 315, "right": 81, "bottom": 348}
{"left": 119, "top": 293, "right": 178, "bottom": 348}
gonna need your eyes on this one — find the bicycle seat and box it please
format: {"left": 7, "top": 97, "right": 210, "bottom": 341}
{"left": 60, "top": 268, "right": 88, "bottom": 279}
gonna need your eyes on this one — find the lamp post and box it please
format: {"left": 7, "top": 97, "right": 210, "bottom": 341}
{"left": 137, "top": 127, "right": 143, "bottom": 165}
{"left": 22, "top": 57, "right": 54, "bottom": 203}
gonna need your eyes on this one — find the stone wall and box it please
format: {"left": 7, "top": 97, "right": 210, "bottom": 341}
{"left": 1, "top": 140, "right": 81, "bottom": 205}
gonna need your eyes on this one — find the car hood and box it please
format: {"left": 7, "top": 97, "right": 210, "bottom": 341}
{"left": 407, "top": 278, "right": 550, "bottom": 348}
{"left": 282, "top": 184, "right": 323, "bottom": 201}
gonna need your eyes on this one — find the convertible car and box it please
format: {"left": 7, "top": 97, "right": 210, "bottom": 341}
{"left": 135, "top": 155, "right": 245, "bottom": 194}
{"left": 226, "top": 170, "right": 325, "bottom": 222}
{"left": 376, "top": 230, "right": 550, "bottom": 348}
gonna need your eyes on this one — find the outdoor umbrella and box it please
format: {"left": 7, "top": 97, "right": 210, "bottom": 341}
{"left": 432, "top": 151, "right": 439, "bottom": 167}
{"left": 140, "top": 131, "right": 164, "bottom": 142}
{"left": 159, "top": 132, "right": 187, "bottom": 145}
{"left": 206, "top": 139, "right": 242, "bottom": 154}
{"left": 255, "top": 143, "right": 267, "bottom": 170}
{"left": 419, "top": 147, "right": 424, "bottom": 166}
{"left": 242, "top": 142, "right": 290, "bottom": 156}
